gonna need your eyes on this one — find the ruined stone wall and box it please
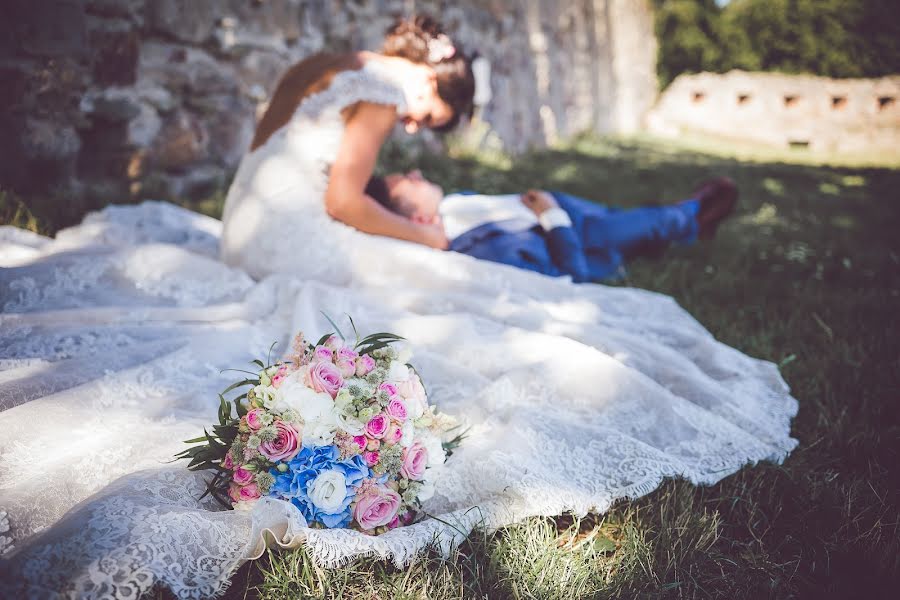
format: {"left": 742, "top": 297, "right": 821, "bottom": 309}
{"left": 0, "top": 0, "right": 657, "bottom": 204}
{"left": 645, "top": 70, "right": 900, "bottom": 156}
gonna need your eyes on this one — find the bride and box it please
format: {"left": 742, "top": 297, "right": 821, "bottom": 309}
{"left": 221, "top": 15, "right": 474, "bottom": 278}
{"left": 0, "top": 16, "right": 798, "bottom": 600}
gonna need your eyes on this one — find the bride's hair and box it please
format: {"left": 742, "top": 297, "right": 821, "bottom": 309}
{"left": 382, "top": 15, "right": 475, "bottom": 132}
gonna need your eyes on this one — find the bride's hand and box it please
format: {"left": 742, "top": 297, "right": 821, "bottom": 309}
{"left": 417, "top": 220, "right": 449, "bottom": 250}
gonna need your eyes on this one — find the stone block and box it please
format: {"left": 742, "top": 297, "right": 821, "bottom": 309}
{"left": 21, "top": 118, "right": 81, "bottom": 161}
{"left": 81, "top": 89, "right": 142, "bottom": 123}
{"left": 127, "top": 102, "right": 163, "bottom": 148}
{"left": 147, "top": 110, "right": 209, "bottom": 170}
{"left": 85, "top": 0, "right": 145, "bottom": 22}
{"left": 10, "top": 0, "right": 87, "bottom": 58}
{"left": 87, "top": 16, "right": 140, "bottom": 86}
{"left": 139, "top": 41, "right": 239, "bottom": 96}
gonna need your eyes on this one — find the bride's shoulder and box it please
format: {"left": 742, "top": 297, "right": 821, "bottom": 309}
{"left": 251, "top": 52, "right": 404, "bottom": 151}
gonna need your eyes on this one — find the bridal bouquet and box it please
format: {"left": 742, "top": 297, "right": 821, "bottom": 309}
{"left": 178, "top": 319, "right": 461, "bottom": 534}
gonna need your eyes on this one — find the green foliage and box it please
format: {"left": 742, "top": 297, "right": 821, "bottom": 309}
{"left": 654, "top": 0, "right": 900, "bottom": 86}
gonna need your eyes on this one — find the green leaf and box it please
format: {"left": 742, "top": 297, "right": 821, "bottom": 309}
{"left": 347, "top": 314, "right": 360, "bottom": 345}
{"left": 266, "top": 340, "right": 278, "bottom": 368}
{"left": 315, "top": 333, "right": 334, "bottom": 348}
{"left": 220, "top": 379, "right": 256, "bottom": 395}
{"left": 320, "top": 311, "right": 346, "bottom": 341}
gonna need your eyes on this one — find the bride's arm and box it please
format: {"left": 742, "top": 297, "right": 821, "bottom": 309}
{"left": 324, "top": 102, "right": 449, "bottom": 249}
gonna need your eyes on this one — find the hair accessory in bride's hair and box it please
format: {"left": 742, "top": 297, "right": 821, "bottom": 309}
{"left": 427, "top": 34, "right": 456, "bottom": 63}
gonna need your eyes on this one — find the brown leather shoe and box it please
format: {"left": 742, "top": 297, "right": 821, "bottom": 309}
{"left": 694, "top": 177, "right": 738, "bottom": 240}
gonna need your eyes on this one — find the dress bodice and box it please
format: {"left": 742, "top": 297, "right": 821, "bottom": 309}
{"left": 220, "top": 60, "right": 410, "bottom": 279}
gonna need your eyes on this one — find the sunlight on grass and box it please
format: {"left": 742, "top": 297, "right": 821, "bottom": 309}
{"left": 762, "top": 178, "right": 785, "bottom": 196}
{"left": 818, "top": 182, "right": 841, "bottom": 195}
{"left": 9, "top": 135, "right": 900, "bottom": 599}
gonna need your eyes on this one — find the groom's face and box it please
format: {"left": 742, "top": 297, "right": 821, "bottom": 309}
{"left": 384, "top": 170, "right": 444, "bottom": 221}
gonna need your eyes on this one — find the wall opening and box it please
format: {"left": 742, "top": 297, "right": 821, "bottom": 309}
{"left": 878, "top": 96, "right": 896, "bottom": 111}
{"left": 831, "top": 96, "right": 848, "bottom": 110}
{"left": 788, "top": 139, "right": 810, "bottom": 150}
{"left": 784, "top": 95, "right": 799, "bottom": 108}
{"left": 692, "top": 91, "right": 706, "bottom": 104}
{"left": 737, "top": 93, "right": 751, "bottom": 105}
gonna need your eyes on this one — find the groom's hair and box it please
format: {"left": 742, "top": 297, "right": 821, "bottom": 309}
{"left": 365, "top": 176, "right": 393, "bottom": 209}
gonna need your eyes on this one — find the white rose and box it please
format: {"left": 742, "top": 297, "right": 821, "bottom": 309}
{"left": 307, "top": 470, "right": 348, "bottom": 513}
{"left": 275, "top": 373, "right": 338, "bottom": 446}
{"left": 398, "top": 376, "right": 427, "bottom": 419}
{"left": 387, "top": 360, "right": 410, "bottom": 383}
{"left": 399, "top": 420, "right": 415, "bottom": 447}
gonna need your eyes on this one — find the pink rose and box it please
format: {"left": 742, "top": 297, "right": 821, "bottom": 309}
{"left": 245, "top": 408, "right": 265, "bottom": 430}
{"left": 385, "top": 423, "right": 403, "bottom": 446}
{"left": 353, "top": 484, "right": 401, "bottom": 530}
{"left": 311, "top": 345, "right": 334, "bottom": 363}
{"left": 324, "top": 335, "right": 342, "bottom": 350}
{"left": 338, "top": 347, "right": 359, "bottom": 362}
{"left": 222, "top": 451, "right": 235, "bottom": 470}
{"left": 363, "top": 451, "right": 380, "bottom": 466}
{"left": 379, "top": 382, "right": 399, "bottom": 397}
{"left": 309, "top": 361, "right": 343, "bottom": 398}
{"left": 365, "top": 414, "right": 389, "bottom": 439}
{"left": 366, "top": 438, "right": 381, "bottom": 451}
{"left": 233, "top": 466, "right": 255, "bottom": 486}
{"left": 228, "top": 484, "right": 242, "bottom": 503}
{"left": 336, "top": 358, "right": 356, "bottom": 378}
{"left": 353, "top": 435, "right": 368, "bottom": 451}
{"left": 388, "top": 516, "right": 400, "bottom": 530}
{"left": 398, "top": 375, "right": 427, "bottom": 418}
{"left": 401, "top": 442, "right": 428, "bottom": 481}
{"left": 238, "top": 483, "right": 261, "bottom": 501}
{"left": 356, "top": 355, "right": 376, "bottom": 376}
{"left": 259, "top": 421, "right": 301, "bottom": 462}
{"left": 386, "top": 398, "right": 407, "bottom": 422}
{"left": 271, "top": 365, "right": 288, "bottom": 389}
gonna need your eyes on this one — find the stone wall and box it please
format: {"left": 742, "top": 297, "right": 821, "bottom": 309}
{"left": 0, "top": 0, "right": 657, "bottom": 204}
{"left": 645, "top": 70, "right": 900, "bottom": 156}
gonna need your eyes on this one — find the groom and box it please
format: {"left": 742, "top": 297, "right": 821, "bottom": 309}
{"left": 365, "top": 171, "right": 738, "bottom": 282}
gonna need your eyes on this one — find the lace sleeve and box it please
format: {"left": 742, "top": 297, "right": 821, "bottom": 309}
{"left": 290, "top": 66, "right": 408, "bottom": 124}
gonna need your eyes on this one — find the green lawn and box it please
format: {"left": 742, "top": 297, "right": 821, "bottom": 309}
{"left": 5, "top": 137, "right": 899, "bottom": 599}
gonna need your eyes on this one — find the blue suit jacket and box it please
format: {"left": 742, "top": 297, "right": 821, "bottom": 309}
{"left": 448, "top": 191, "right": 698, "bottom": 283}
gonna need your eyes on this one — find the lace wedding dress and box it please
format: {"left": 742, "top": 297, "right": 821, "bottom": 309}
{"left": 0, "top": 61, "right": 798, "bottom": 599}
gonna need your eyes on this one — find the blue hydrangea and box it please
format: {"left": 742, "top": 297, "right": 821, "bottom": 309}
{"left": 270, "top": 445, "right": 370, "bottom": 528}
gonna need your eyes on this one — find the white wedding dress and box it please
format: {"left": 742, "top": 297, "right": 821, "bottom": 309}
{"left": 0, "top": 61, "right": 798, "bottom": 599}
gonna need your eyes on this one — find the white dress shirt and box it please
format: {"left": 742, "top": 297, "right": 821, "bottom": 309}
{"left": 439, "top": 193, "right": 572, "bottom": 240}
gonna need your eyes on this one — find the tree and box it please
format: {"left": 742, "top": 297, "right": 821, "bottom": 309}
{"left": 654, "top": 0, "right": 900, "bottom": 86}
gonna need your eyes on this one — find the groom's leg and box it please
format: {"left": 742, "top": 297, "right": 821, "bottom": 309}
{"left": 585, "top": 201, "right": 700, "bottom": 260}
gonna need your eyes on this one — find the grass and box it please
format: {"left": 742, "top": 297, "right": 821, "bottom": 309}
{"left": 5, "top": 136, "right": 898, "bottom": 599}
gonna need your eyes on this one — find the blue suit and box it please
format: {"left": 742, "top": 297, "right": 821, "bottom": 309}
{"left": 448, "top": 191, "right": 700, "bottom": 283}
